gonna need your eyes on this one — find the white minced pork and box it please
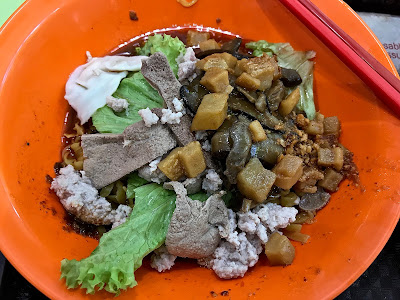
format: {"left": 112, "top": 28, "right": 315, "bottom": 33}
{"left": 200, "top": 209, "right": 262, "bottom": 279}
{"left": 202, "top": 169, "right": 223, "bottom": 194}
{"left": 201, "top": 140, "right": 211, "bottom": 152}
{"left": 51, "top": 165, "right": 132, "bottom": 227}
{"left": 212, "top": 233, "right": 263, "bottom": 279}
{"left": 161, "top": 108, "right": 183, "bottom": 125}
{"left": 172, "top": 97, "right": 185, "bottom": 113}
{"left": 237, "top": 211, "right": 270, "bottom": 244}
{"left": 106, "top": 95, "right": 129, "bottom": 112}
{"left": 253, "top": 203, "right": 298, "bottom": 232}
{"left": 237, "top": 203, "right": 298, "bottom": 243}
{"left": 111, "top": 205, "right": 133, "bottom": 229}
{"left": 218, "top": 209, "right": 240, "bottom": 247}
{"left": 138, "top": 107, "right": 159, "bottom": 127}
{"left": 176, "top": 47, "right": 198, "bottom": 82}
{"left": 137, "top": 157, "right": 167, "bottom": 184}
{"left": 150, "top": 245, "right": 177, "bottom": 272}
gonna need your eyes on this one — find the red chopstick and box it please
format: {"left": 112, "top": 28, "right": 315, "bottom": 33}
{"left": 279, "top": 0, "right": 400, "bottom": 116}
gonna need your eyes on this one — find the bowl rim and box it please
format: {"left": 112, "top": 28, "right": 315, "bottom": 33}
{"left": 0, "top": 0, "right": 399, "bottom": 299}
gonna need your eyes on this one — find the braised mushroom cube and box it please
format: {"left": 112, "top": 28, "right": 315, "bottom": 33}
{"left": 237, "top": 158, "right": 276, "bottom": 203}
{"left": 305, "top": 112, "right": 324, "bottom": 135}
{"left": 249, "top": 120, "right": 267, "bottom": 142}
{"left": 235, "top": 72, "right": 261, "bottom": 90}
{"left": 323, "top": 116, "right": 341, "bottom": 136}
{"left": 278, "top": 87, "right": 300, "bottom": 117}
{"left": 159, "top": 142, "right": 206, "bottom": 180}
{"left": 186, "top": 30, "right": 210, "bottom": 46}
{"left": 305, "top": 121, "right": 323, "bottom": 135}
{"left": 294, "top": 167, "right": 324, "bottom": 194}
{"left": 242, "top": 54, "right": 277, "bottom": 90}
{"left": 318, "top": 168, "right": 343, "bottom": 192}
{"left": 200, "top": 68, "right": 231, "bottom": 93}
{"left": 179, "top": 141, "right": 206, "bottom": 178}
{"left": 219, "top": 52, "right": 238, "bottom": 69}
{"left": 265, "top": 232, "right": 295, "bottom": 266}
{"left": 317, "top": 148, "right": 334, "bottom": 167}
{"left": 234, "top": 58, "right": 247, "bottom": 76}
{"left": 199, "top": 39, "right": 221, "bottom": 51}
{"left": 196, "top": 53, "right": 237, "bottom": 72}
{"left": 191, "top": 93, "right": 228, "bottom": 131}
{"left": 333, "top": 147, "right": 344, "bottom": 170}
{"left": 196, "top": 56, "right": 229, "bottom": 71}
{"left": 315, "top": 112, "right": 325, "bottom": 123}
{"left": 273, "top": 155, "right": 304, "bottom": 190}
{"left": 158, "top": 148, "right": 185, "bottom": 181}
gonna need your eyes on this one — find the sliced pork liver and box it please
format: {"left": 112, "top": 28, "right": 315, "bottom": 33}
{"left": 141, "top": 52, "right": 181, "bottom": 111}
{"left": 82, "top": 121, "right": 176, "bottom": 189}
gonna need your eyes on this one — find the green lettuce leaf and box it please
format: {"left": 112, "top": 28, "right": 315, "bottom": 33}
{"left": 188, "top": 192, "right": 209, "bottom": 202}
{"left": 60, "top": 184, "right": 176, "bottom": 295}
{"left": 246, "top": 40, "right": 316, "bottom": 120}
{"left": 126, "top": 172, "right": 148, "bottom": 199}
{"left": 91, "top": 72, "right": 164, "bottom": 133}
{"left": 136, "top": 34, "right": 186, "bottom": 76}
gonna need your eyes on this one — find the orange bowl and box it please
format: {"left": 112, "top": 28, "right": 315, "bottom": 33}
{"left": 0, "top": 0, "right": 399, "bottom": 299}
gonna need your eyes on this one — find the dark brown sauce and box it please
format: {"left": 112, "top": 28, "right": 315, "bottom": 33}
{"left": 63, "top": 212, "right": 110, "bottom": 240}
{"left": 61, "top": 108, "right": 96, "bottom": 150}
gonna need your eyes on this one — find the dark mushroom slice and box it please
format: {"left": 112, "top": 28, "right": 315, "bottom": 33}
{"left": 250, "top": 133, "right": 284, "bottom": 166}
{"left": 196, "top": 49, "right": 253, "bottom": 60}
{"left": 180, "top": 74, "right": 209, "bottom": 114}
{"left": 255, "top": 93, "right": 267, "bottom": 113}
{"left": 236, "top": 86, "right": 257, "bottom": 103}
{"left": 228, "top": 96, "right": 284, "bottom": 131}
{"left": 221, "top": 37, "right": 242, "bottom": 53}
{"left": 299, "top": 188, "right": 331, "bottom": 211}
{"left": 225, "top": 118, "right": 252, "bottom": 184}
{"left": 211, "top": 115, "right": 237, "bottom": 159}
{"left": 195, "top": 49, "right": 226, "bottom": 59}
{"left": 280, "top": 68, "right": 302, "bottom": 87}
{"left": 266, "top": 80, "right": 286, "bottom": 111}
{"left": 232, "top": 52, "right": 253, "bottom": 60}
{"left": 180, "top": 86, "right": 201, "bottom": 114}
{"left": 196, "top": 37, "right": 252, "bottom": 60}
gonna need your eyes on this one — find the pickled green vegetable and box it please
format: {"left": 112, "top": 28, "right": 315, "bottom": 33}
{"left": 293, "top": 210, "right": 315, "bottom": 224}
{"left": 100, "top": 183, "right": 114, "bottom": 198}
{"left": 107, "top": 180, "right": 126, "bottom": 204}
{"left": 228, "top": 96, "right": 283, "bottom": 130}
{"left": 282, "top": 230, "right": 310, "bottom": 244}
{"left": 284, "top": 223, "right": 302, "bottom": 233}
{"left": 280, "top": 192, "right": 298, "bottom": 207}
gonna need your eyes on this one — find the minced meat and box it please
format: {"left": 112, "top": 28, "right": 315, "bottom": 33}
{"left": 51, "top": 165, "right": 131, "bottom": 227}
{"left": 150, "top": 245, "right": 177, "bottom": 272}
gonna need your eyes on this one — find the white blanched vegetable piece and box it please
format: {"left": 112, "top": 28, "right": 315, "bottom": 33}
{"left": 65, "top": 55, "right": 148, "bottom": 124}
